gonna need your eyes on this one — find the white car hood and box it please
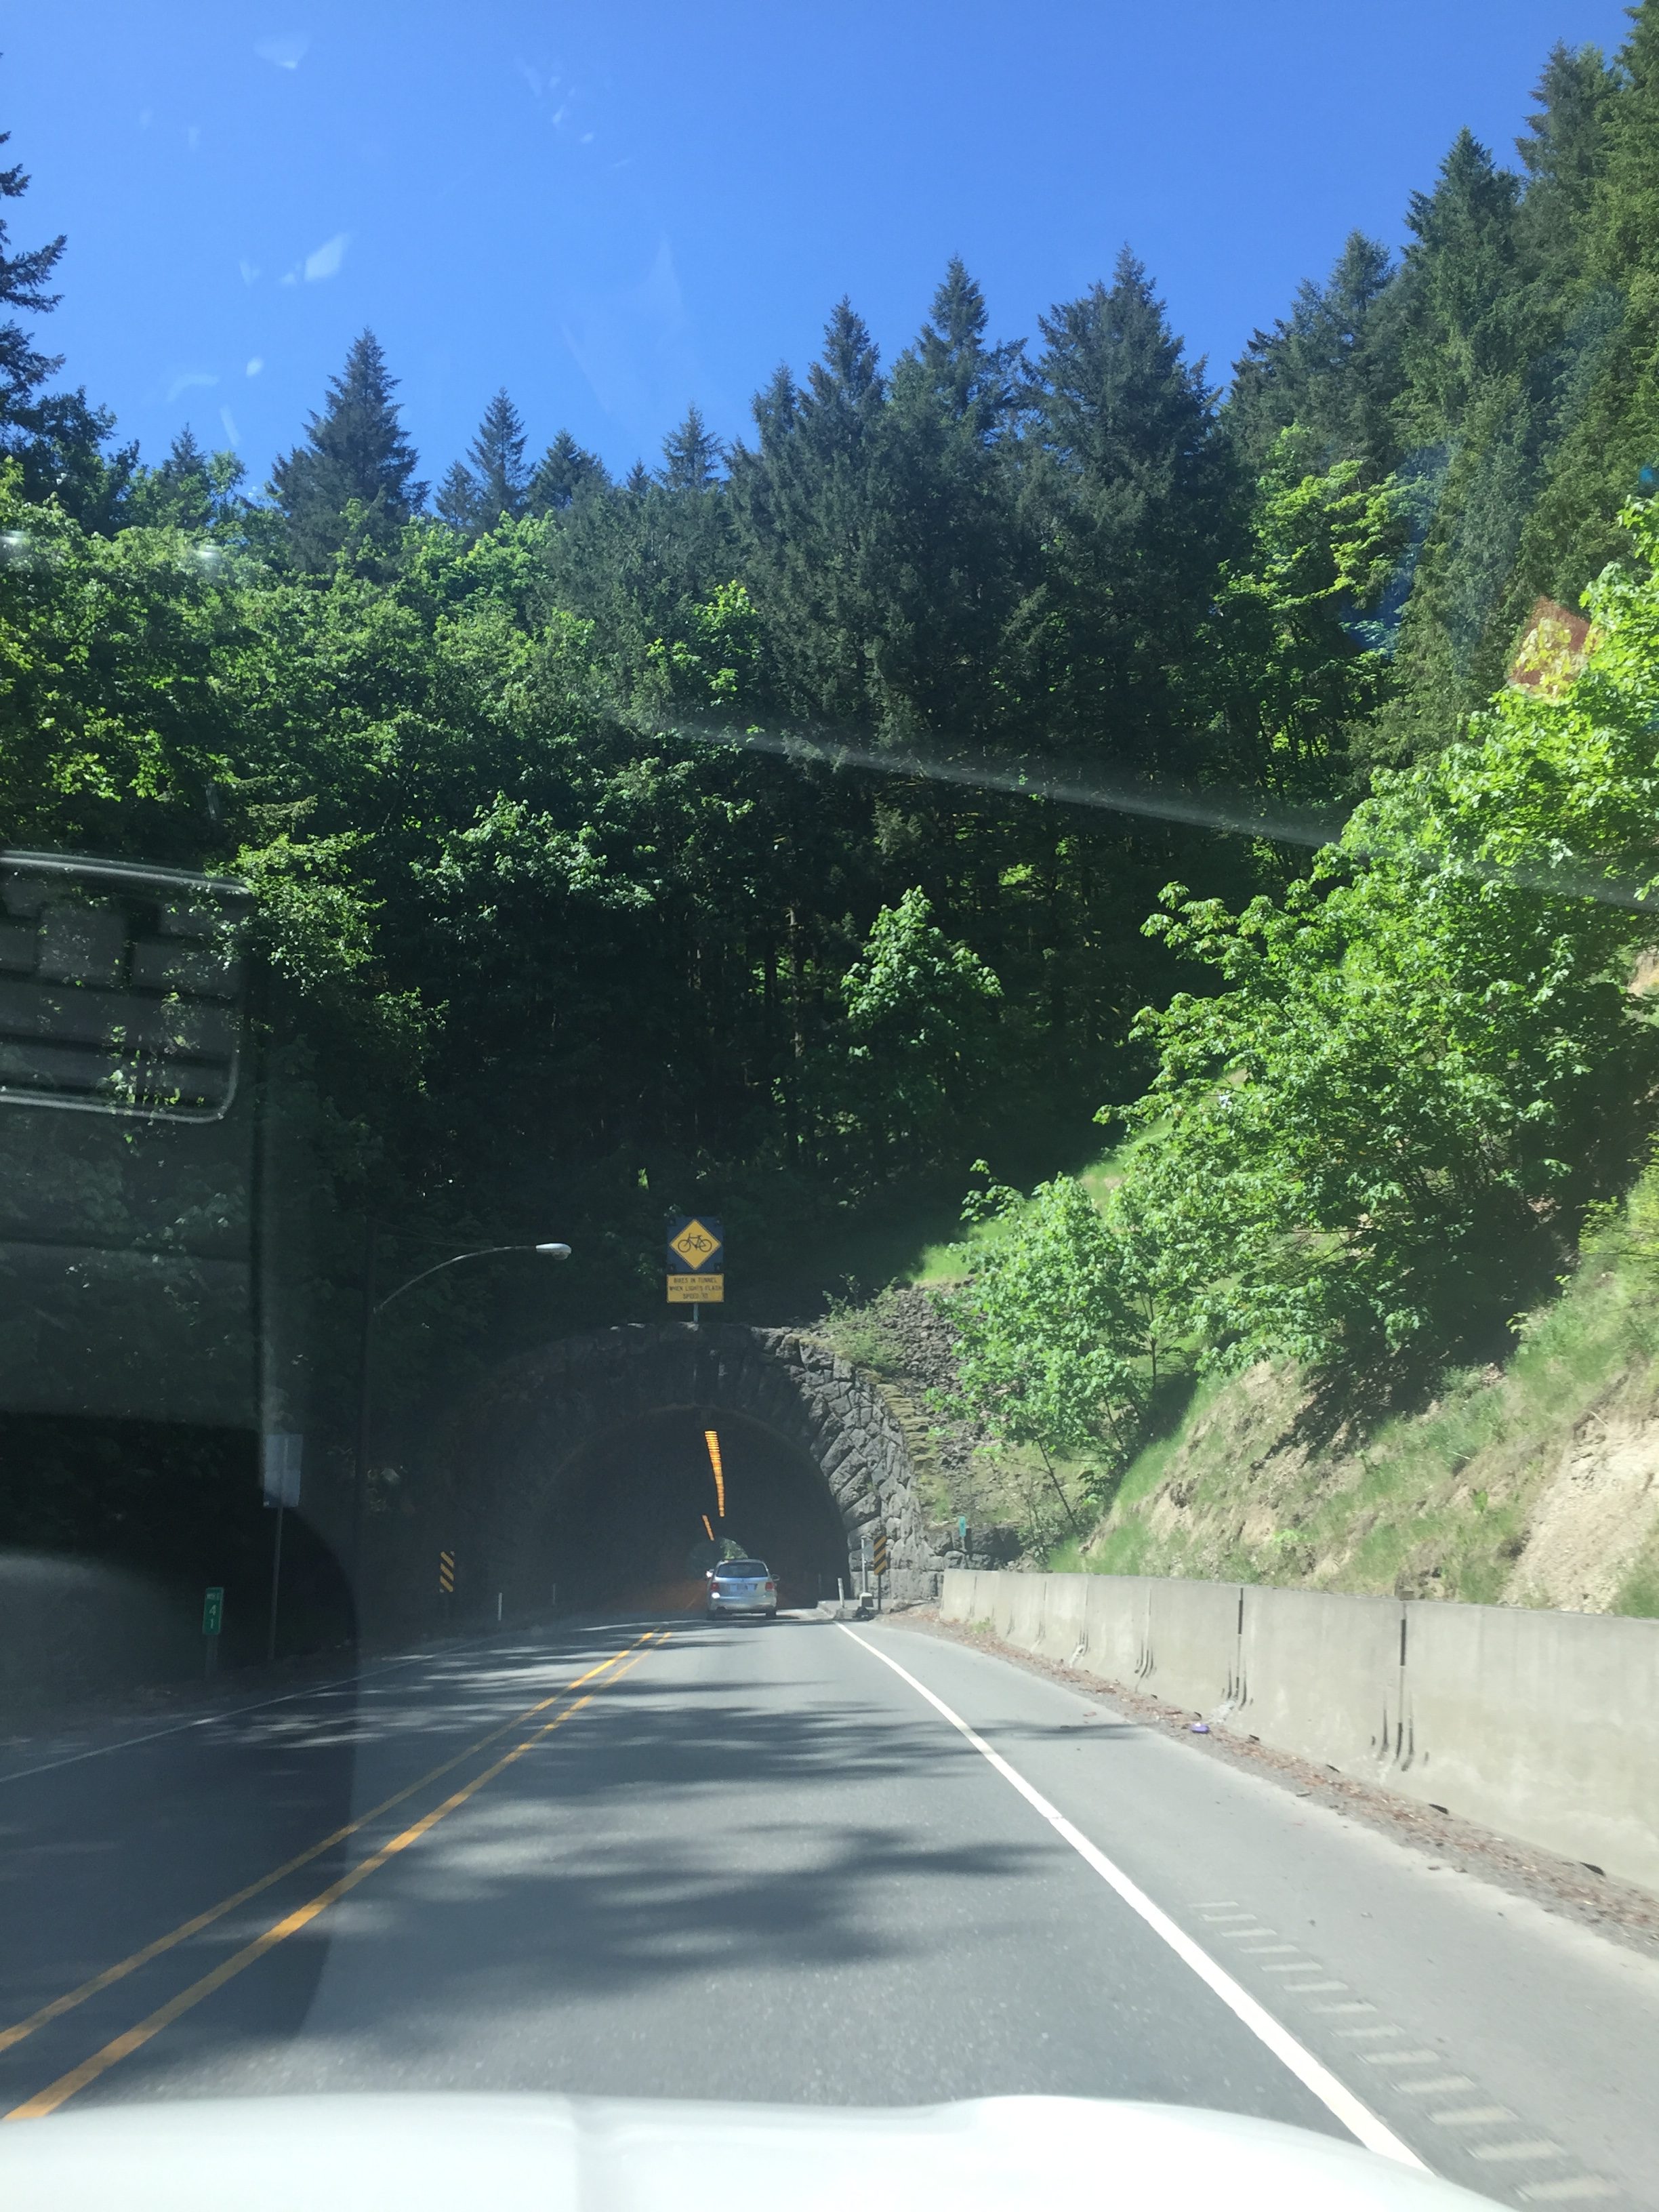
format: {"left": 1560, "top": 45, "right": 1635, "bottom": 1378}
{"left": 0, "top": 2091, "right": 1490, "bottom": 2212}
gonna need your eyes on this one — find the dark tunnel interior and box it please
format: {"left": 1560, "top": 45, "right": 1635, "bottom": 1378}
{"left": 543, "top": 1408, "right": 852, "bottom": 1612}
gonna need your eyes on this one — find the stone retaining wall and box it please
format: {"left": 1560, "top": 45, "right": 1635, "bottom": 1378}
{"left": 473, "top": 1324, "right": 954, "bottom": 1596}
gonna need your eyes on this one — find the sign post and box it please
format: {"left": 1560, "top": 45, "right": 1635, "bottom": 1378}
{"left": 439, "top": 1549, "right": 455, "bottom": 1626}
{"left": 665, "top": 1215, "right": 724, "bottom": 1324}
{"left": 202, "top": 1584, "right": 224, "bottom": 1679}
{"left": 262, "top": 1433, "right": 302, "bottom": 1665}
{"left": 872, "top": 1527, "right": 889, "bottom": 1612}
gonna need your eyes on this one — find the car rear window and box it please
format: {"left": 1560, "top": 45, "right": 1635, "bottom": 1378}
{"left": 718, "top": 1562, "right": 769, "bottom": 1578}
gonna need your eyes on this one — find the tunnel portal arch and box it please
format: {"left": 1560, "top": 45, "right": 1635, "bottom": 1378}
{"left": 468, "top": 1324, "right": 949, "bottom": 1603}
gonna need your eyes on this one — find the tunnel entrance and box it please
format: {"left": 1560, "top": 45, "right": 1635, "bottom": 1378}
{"left": 551, "top": 1408, "right": 849, "bottom": 1612}
{"left": 450, "top": 1324, "right": 948, "bottom": 1627}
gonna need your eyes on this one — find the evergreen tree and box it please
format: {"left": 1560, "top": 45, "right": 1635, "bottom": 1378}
{"left": 0, "top": 126, "right": 64, "bottom": 436}
{"left": 269, "top": 330, "right": 425, "bottom": 567}
{"left": 434, "top": 388, "right": 529, "bottom": 536}
{"left": 1229, "top": 233, "right": 1403, "bottom": 478}
{"left": 527, "top": 429, "right": 608, "bottom": 514}
{"left": 659, "top": 403, "right": 724, "bottom": 491}
{"left": 867, "top": 260, "right": 1029, "bottom": 743}
{"left": 748, "top": 363, "right": 798, "bottom": 446}
{"left": 805, "top": 297, "right": 885, "bottom": 419}
{"left": 909, "top": 254, "right": 1025, "bottom": 443}
{"left": 729, "top": 299, "right": 891, "bottom": 727}
{"left": 1372, "top": 83, "right": 1629, "bottom": 762}
{"left": 1517, "top": 41, "right": 1618, "bottom": 285}
{"left": 0, "top": 120, "right": 131, "bottom": 528}
{"left": 434, "top": 458, "right": 480, "bottom": 534}
{"left": 1596, "top": 0, "right": 1659, "bottom": 282}
{"left": 538, "top": 459, "right": 739, "bottom": 684}
{"left": 464, "top": 387, "right": 530, "bottom": 525}
{"left": 1395, "top": 131, "right": 1530, "bottom": 443}
{"left": 159, "top": 424, "right": 209, "bottom": 487}
{"left": 1020, "top": 249, "right": 1239, "bottom": 769}
{"left": 1491, "top": 5, "right": 1659, "bottom": 655}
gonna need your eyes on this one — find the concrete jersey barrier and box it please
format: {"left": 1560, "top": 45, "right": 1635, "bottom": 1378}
{"left": 939, "top": 1568, "right": 1659, "bottom": 1895}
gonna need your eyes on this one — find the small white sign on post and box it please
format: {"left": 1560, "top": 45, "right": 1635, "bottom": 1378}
{"left": 262, "top": 1432, "right": 303, "bottom": 1511}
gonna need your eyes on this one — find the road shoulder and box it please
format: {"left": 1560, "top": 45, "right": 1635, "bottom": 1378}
{"left": 880, "top": 1602, "right": 1659, "bottom": 1963}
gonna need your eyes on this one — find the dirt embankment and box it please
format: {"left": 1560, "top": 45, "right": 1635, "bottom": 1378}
{"left": 1086, "top": 1253, "right": 1659, "bottom": 1615}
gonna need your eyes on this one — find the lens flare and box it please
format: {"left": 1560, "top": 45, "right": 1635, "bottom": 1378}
{"left": 643, "top": 706, "right": 1659, "bottom": 914}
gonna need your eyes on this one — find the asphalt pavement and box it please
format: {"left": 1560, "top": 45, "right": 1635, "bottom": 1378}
{"left": 1, "top": 1608, "right": 1657, "bottom": 2206}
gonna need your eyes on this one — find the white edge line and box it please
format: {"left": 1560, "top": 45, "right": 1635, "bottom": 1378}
{"left": 838, "top": 1624, "right": 1424, "bottom": 2170}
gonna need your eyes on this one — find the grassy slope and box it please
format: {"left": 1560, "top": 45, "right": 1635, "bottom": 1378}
{"left": 1081, "top": 1212, "right": 1659, "bottom": 1616}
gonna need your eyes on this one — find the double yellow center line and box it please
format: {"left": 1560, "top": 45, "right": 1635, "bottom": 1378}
{"left": 2, "top": 1629, "right": 664, "bottom": 2121}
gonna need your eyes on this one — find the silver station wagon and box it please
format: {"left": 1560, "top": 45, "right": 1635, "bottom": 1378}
{"left": 706, "top": 1560, "right": 778, "bottom": 1620}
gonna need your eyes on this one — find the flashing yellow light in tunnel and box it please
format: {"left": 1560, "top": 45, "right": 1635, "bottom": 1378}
{"left": 701, "top": 1513, "right": 714, "bottom": 1542}
{"left": 703, "top": 1429, "right": 725, "bottom": 1518}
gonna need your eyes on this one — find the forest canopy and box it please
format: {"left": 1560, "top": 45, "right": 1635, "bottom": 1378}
{"left": 6, "top": 11, "right": 1659, "bottom": 1451}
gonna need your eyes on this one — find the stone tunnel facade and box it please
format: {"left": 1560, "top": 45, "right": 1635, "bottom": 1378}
{"left": 470, "top": 1322, "right": 952, "bottom": 1601}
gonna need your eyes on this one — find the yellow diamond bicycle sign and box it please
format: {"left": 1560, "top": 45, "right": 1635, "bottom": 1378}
{"left": 666, "top": 1214, "right": 724, "bottom": 1303}
{"left": 668, "top": 1217, "right": 722, "bottom": 1269}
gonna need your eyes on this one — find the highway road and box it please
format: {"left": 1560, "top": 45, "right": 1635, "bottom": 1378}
{"left": 2, "top": 1609, "right": 1658, "bottom": 2206}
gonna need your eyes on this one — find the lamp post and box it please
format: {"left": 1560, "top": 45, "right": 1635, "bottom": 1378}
{"left": 348, "top": 1233, "right": 571, "bottom": 1633}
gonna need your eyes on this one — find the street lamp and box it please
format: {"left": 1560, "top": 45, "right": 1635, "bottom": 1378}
{"left": 349, "top": 1233, "right": 571, "bottom": 1627}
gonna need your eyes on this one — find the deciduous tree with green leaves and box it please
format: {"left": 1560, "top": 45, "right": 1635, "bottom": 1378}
{"left": 939, "top": 1174, "right": 1155, "bottom": 1519}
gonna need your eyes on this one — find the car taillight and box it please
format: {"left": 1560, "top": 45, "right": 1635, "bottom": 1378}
{"left": 764, "top": 1582, "right": 775, "bottom": 1593}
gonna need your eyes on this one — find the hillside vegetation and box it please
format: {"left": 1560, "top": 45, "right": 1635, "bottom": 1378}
{"left": 9, "top": 18, "right": 1659, "bottom": 1626}
{"left": 819, "top": 1160, "right": 1659, "bottom": 1616}
{"left": 1077, "top": 1173, "right": 1659, "bottom": 1615}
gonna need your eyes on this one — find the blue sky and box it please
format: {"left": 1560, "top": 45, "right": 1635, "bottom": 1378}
{"left": 6, "top": 1, "right": 1637, "bottom": 490}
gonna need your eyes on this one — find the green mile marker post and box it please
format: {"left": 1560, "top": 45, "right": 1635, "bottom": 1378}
{"left": 202, "top": 1585, "right": 224, "bottom": 1680}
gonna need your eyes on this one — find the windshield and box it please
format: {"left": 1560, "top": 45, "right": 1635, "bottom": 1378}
{"left": 1, "top": 6, "right": 1657, "bottom": 2207}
